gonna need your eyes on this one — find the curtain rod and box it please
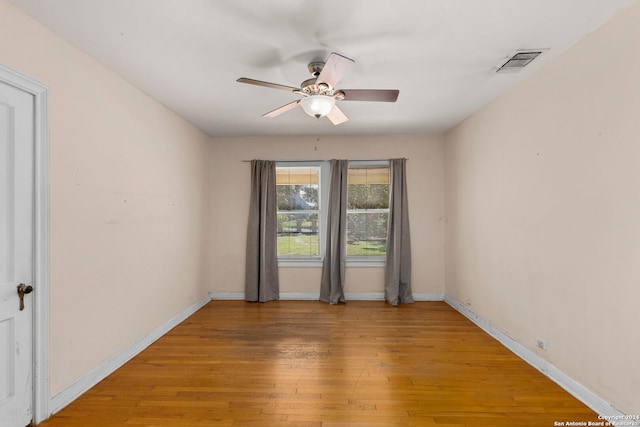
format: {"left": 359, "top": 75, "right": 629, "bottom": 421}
{"left": 241, "top": 158, "right": 407, "bottom": 163}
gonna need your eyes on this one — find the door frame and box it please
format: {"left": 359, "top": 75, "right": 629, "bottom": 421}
{"left": 0, "top": 64, "right": 50, "bottom": 424}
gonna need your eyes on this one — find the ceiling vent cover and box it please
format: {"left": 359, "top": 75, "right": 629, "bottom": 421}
{"left": 496, "top": 50, "right": 544, "bottom": 73}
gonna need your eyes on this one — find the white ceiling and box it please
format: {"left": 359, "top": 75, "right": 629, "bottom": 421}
{"left": 9, "top": 0, "right": 635, "bottom": 137}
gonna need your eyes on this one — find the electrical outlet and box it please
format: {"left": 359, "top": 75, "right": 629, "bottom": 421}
{"left": 536, "top": 338, "right": 547, "bottom": 351}
{"left": 187, "top": 292, "right": 195, "bottom": 301}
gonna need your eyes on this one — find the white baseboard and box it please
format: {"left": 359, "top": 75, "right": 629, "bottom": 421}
{"left": 211, "top": 292, "right": 244, "bottom": 300}
{"left": 444, "top": 295, "right": 635, "bottom": 425}
{"left": 210, "top": 292, "right": 322, "bottom": 301}
{"left": 414, "top": 292, "right": 445, "bottom": 301}
{"left": 210, "top": 292, "right": 445, "bottom": 301}
{"left": 346, "top": 292, "right": 383, "bottom": 300}
{"left": 346, "top": 292, "right": 444, "bottom": 301}
{"left": 48, "top": 295, "right": 210, "bottom": 416}
{"left": 281, "top": 292, "right": 318, "bottom": 300}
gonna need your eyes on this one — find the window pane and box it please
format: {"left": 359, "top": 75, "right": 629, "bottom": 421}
{"left": 276, "top": 167, "right": 319, "bottom": 211}
{"left": 277, "top": 185, "right": 318, "bottom": 211}
{"left": 346, "top": 212, "right": 388, "bottom": 256}
{"left": 277, "top": 212, "right": 320, "bottom": 256}
{"left": 276, "top": 165, "right": 321, "bottom": 258}
{"left": 346, "top": 164, "right": 390, "bottom": 257}
{"left": 347, "top": 167, "right": 389, "bottom": 209}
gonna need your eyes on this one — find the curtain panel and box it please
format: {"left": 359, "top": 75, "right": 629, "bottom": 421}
{"left": 385, "top": 158, "right": 414, "bottom": 306}
{"left": 320, "top": 159, "right": 349, "bottom": 304}
{"left": 245, "top": 160, "right": 280, "bottom": 302}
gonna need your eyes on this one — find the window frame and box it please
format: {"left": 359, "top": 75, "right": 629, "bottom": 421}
{"left": 276, "top": 161, "right": 329, "bottom": 267}
{"left": 275, "top": 160, "right": 389, "bottom": 268}
{"left": 345, "top": 160, "right": 390, "bottom": 267}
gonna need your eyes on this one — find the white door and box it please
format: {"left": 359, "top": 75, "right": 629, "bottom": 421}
{"left": 0, "top": 80, "right": 35, "bottom": 426}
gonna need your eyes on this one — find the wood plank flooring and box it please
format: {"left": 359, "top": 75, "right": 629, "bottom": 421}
{"left": 39, "top": 301, "right": 600, "bottom": 426}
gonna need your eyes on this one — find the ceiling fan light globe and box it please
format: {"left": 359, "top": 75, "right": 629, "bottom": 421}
{"left": 300, "top": 95, "right": 335, "bottom": 118}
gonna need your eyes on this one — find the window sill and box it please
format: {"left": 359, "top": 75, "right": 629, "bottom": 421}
{"left": 278, "top": 258, "right": 323, "bottom": 268}
{"left": 277, "top": 258, "right": 386, "bottom": 268}
{"left": 346, "top": 258, "right": 386, "bottom": 268}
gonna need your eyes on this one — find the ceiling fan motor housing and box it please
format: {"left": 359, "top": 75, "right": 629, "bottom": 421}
{"left": 308, "top": 61, "right": 324, "bottom": 77}
{"left": 297, "top": 78, "right": 335, "bottom": 97}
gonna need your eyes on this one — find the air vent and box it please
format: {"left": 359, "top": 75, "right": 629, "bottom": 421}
{"left": 496, "top": 50, "right": 544, "bottom": 73}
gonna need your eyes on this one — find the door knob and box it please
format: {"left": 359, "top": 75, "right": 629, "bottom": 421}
{"left": 17, "top": 283, "right": 33, "bottom": 311}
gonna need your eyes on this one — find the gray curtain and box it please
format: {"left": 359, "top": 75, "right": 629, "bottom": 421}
{"left": 320, "top": 159, "right": 349, "bottom": 304}
{"left": 245, "top": 160, "right": 279, "bottom": 302}
{"left": 385, "top": 158, "right": 414, "bottom": 306}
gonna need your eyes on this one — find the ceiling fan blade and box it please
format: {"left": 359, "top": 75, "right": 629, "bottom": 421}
{"left": 326, "top": 105, "right": 349, "bottom": 125}
{"left": 316, "top": 52, "right": 354, "bottom": 89}
{"left": 340, "top": 89, "right": 399, "bottom": 102}
{"left": 262, "top": 100, "right": 301, "bottom": 118}
{"left": 237, "top": 77, "right": 299, "bottom": 92}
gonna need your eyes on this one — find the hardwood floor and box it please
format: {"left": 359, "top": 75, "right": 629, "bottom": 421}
{"left": 39, "top": 301, "right": 600, "bottom": 426}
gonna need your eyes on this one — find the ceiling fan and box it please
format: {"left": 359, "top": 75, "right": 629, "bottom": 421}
{"left": 237, "top": 52, "right": 399, "bottom": 125}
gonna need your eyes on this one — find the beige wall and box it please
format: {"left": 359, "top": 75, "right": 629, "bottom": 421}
{"left": 1, "top": 1, "right": 211, "bottom": 395}
{"left": 445, "top": 1, "right": 640, "bottom": 414}
{"left": 210, "top": 135, "right": 445, "bottom": 297}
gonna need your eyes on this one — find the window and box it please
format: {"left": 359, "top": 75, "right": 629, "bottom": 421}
{"left": 346, "top": 161, "right": 390, "bottom": 260}
{"left": 276, "top": 163, "right": 325, "bottom": 261}
{"left": 275, "top": 160, "right": 389, "bottom": 266}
